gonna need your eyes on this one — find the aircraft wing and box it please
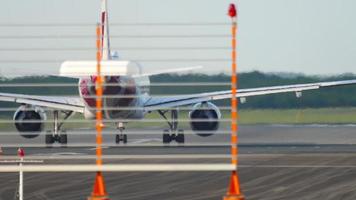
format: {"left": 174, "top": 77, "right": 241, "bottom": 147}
{"left": 143, "top": 80, "right": 356, "bottom": 111}
{"left": 0, "top": 92, "right": 85, "bottom": 113}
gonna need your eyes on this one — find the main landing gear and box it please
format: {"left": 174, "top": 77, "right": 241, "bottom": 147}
{"left": 45, "top": 110, "right": 73, "bottom": 146}
{"left": 115, "top": 122, "right": 128, "bottom": 144}
{"left": 158, "top": 109, "right": 185, "bottom": 144}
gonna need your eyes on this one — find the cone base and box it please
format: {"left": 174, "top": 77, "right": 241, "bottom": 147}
{"left": 87, "top": 196, "right": 110, "bottom": 200}
{"left": 223, "top": 194, "right": 245, "bottom": 200}
{"left": 89, "top": 172, "right": 109, "bottom": 199}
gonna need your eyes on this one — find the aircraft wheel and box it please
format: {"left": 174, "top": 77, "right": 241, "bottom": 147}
{"left": 45, "top": 133, "right": 55, "bottom": 145}
{"left": 176, "top": 129, "right": 185, "bottom": 144}
{"left": 123, "top": 134, "right": 128, "bottom": 144}
{"left": 163, "top": 129, "right": 171, "bottom": 144}
{"left": 115, "top": 134, "right": 121, "bottom": 144}
{"left": 116, "top": 134, "right": 127, "bottom": 144}
{"left": 59, "top": 133, "right": 68, "bottom": 145}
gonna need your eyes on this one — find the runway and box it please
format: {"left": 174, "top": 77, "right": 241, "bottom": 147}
{"left": 2, "top": 125, "right": 356, "bottom": 200}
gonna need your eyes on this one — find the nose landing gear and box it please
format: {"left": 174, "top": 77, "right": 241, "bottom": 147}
{"left": 115, "top": 122, "right": 128, "bottom": 144}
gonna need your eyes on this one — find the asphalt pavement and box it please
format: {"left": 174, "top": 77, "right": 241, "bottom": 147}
{"left": 1, "top": 125, "right": 356, "bottom": 200}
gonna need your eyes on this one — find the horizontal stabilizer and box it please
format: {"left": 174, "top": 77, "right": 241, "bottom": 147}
{"left": 133, "top": 66, "right": 203, "bottom": 77}
{"left": 60, "top": 61, "right": 202, "bottom": 78}
{"left": 60, "top": 61, "right": 142, "bottom": 77}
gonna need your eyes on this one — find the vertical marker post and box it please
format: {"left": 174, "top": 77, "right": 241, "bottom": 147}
{"left": 223, "top": 3, "right": 245, "bottom": 200}
{"left": 17, "top": 148, "right": 24, "bottom": 200}
{"left": 88, "top": 24, "right": 110, "bottom": 200}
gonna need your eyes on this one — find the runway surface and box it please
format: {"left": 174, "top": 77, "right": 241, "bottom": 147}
{"left": 2, "top": 125, "right": 356, "bottom": 200}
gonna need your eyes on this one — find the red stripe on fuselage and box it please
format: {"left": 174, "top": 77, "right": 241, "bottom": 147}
{"left": 79, "top": 78, "right": 96, "bottom": 107}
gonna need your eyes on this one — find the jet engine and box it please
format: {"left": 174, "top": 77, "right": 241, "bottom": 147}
{"left": 13, "top": 105, "right": 47, "bottom": 138}
{"left": 189, "top": 102, "right": 221, "bottom": 136}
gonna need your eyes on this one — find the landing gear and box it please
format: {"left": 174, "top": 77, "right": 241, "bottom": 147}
{"left": 115, "top": 122, "right": 128, "bottom": 144}
{"left": 163, "top": 129, "right": 185, "bottom": 144}
{"left": 45, "top": 110, "right": 73, "bottom": 147}
{"left": 116, "top": 134, "right": 127, "bottom": 144}
{"left": 159, "top": 109, "right": 185, "bottom": 144}
{"left": 45, "top": 132, "right": 55, "bottom": 144}
{"left": 45, "top": 130, "right": 67, "bottom": 145}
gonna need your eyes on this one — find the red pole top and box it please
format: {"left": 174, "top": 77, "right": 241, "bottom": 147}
{"left": 228, "top": 3, "right": 237, "bottom": 18}
{"left": 17, "top": 148, "right": 25, "bottom": 158}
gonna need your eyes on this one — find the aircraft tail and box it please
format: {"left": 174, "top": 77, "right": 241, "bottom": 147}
{"left": 100, "top": 0, "right": 111, "bottom": 60}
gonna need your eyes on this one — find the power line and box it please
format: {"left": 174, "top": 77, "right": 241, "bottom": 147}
{"left": 0, "top": 59, "right": 230, "bottom": 63}
{"left": 0, "top": 47, "right": 230, "bottom": 51}
{"left": 0, "top": 34, "right": 229, "bottom": 39}
{"left": 0, "top": 22, "right": 229, "bottom": 27}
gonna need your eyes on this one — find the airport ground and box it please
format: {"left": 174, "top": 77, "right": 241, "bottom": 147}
{"left": 2, "top": 125, "right": 356, "bottom": 199}
{"left": 2, "top": 107, "right": 356, "bottom": 131}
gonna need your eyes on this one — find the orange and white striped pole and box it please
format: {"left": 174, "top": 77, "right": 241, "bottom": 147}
{"left": 223, "top": 3, "right": 245, "bottom": 200}
{"left": 88, "top": 24, "right": 110, "bottom": 200}
{"left": 95, "top": 25, "right": 104, "bottom": 168}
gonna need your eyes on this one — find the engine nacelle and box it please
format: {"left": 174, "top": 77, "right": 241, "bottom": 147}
{"left": 13, "top": 105, "right": 47, "bottom": 138}
{"left": 189, "top": 102, "right": 221, "bottom": 137}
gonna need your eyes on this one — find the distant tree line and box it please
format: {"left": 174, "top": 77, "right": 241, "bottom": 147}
{"left": 151, "top": 71, "right": 356, "bottom": 109}
{"left": 1, "top": 71, "right": 356, "bottom": 113}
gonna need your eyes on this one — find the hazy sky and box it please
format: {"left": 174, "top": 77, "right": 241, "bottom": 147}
{"left": 0, "top": 0, "right": 355, "bottom": 76}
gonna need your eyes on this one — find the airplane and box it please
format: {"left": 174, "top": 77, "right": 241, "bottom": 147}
{"left": 1, "top": 0, "right": 356, "bottom": 146}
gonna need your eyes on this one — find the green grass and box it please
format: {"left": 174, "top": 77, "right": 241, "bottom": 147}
{"left": 2, "top": 107, "right": 356, "bottom": 131}
{"left": 238, "top": 107, "right": 356, "bottom": 124}
{"left": 122, "top": 107, "right": 356, "bottom": 129}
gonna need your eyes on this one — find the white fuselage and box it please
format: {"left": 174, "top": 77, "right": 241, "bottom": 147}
{"left": 79, "top": 75, "right": 150, "bottom": 120}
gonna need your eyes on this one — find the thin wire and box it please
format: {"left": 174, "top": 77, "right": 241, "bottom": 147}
{"left": 0, "top": 164, "right": 235, "bottom": 172}
{"left": 0, "top": 94, "right": 228, "bottom": 98}
{"left": 0, "top": 143, "right": 234, "bottom": 148}
{"left": 0, "top": 131, "right": 232, "bottom": 136}
{"left": 0, "top": 34, "right": 229, "bottom": 39}
{"left": 0, "top": 82, "right": 231, "bottom": 87}
{"left": 0, "top": 47, "right": 231, "bottom": 51}
{"left": 0, "top": 119, "right": 233, "bottom": 123}
{"left": 0, "top": 23, "right": 229, "bottom": 27}
{"left": 0, "top": 154, "right": 232, "bottom": 160}
{"left": 0, "top": 22, "right": 229, "bottom": 27}
{"left": 0, "top": 94, "right": 230, "bottom": 98}
{"left": 0, "top": 59, "right": 230, "bottom": 63}
{"left": 0, "top": 107, "right": 233, "bottom": 111}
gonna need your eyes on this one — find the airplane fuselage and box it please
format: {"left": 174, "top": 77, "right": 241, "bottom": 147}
{"left": 79, "top": 75, "right": 150, "bottom": 120}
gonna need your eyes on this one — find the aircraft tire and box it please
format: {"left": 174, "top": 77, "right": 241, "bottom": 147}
{"left": 176, "top": 130, "right": 185, "bottom": 144}
{"left": 115, "top": 135, "right": 121, "bottom": 144}
{"left": 45, "top": 133, "right": 55, "bottom": 146}
{"left": 59, "top": 134, "right": 68, "bottom": 145}
{"left": 123, "top": 134, "right": 128, "bottom": 144}
{"left": 163, "top": 130, "right": 171, "bottom": 144}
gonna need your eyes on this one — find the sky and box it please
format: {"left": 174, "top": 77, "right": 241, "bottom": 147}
{"left": 0, "top": 0, "right": 355, "bottom": 76}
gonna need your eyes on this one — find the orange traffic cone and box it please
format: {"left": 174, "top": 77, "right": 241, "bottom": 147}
{"left": 223, "top": 171, "right": 245, "bottom": 200}
{"left": 88, "top": 172, "right": 110, "bottom": 200}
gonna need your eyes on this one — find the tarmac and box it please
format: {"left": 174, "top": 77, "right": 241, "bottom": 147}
{"left": 2, "top": 125, "right": 356, "bottom": 200}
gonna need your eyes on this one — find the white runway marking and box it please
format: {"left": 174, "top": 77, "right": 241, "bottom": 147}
{"left": 130, "top": 138, "right": 162, "bottom": 144}
{"left": 0, "top": 154, "right": 231, "bottom": 160}
{"left": 87, "top": 146, "right": 110, "bottom": 151}
{"left": 0, "top": 164, "right": 235, "bottom": 172}
{"left": 31, "top": 152, "right": 87, "bottom": 156}
{"left": 0, "top": 143, "right": 232, "bottom": 148}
